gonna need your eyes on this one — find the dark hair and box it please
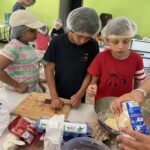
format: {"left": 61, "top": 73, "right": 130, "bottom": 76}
{"left": 29, "top": 0, "right": 36, "bottom": 5}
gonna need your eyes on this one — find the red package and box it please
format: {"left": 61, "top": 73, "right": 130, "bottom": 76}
{"left": 8, "top": 115, "right": 30, "bottom": 136}
{"left": 8, "top": 115, "right": 42, "bottom": 146}
{"left": 21, "top": 125, "right": 42, "bottom": 145}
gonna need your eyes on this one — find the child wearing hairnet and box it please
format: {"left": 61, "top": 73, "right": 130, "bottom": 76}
{"left": 50, "top": 19, "right": 64, "bottom": 39}
{"left": 87, "top": 16, "right": 146, "bottom": 103}
{"left": 0, "top": 10, "right": 45, "bottom": 93}
{"left": 43, "top": 7, "right": 101, "bottom": 108}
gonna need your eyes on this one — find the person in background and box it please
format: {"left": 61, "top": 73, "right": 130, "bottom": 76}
{"left": 0, "top": 10, "right": 45, "bottom": 93}
{"left": 29, "top": 0, "right": 36, "bottom": 6}
{"left": 110, "top": 78, "right": 150, "bottom": 150}
{"left": 43, "top": 7, "right": 101, "bottom": 108}
{"left": 11, "top": 0, "right": 36, "bottom": 40}
{"left": 35, "top": 25, "right": 50, "bottom": 60}
{"left": 87, "top": 17, "right": 146, "bottom": 103}
{"left": 12, "top": 0, "right": 36, "bottom": 12}
{"left": 50, "top": 19, "right": 64, "bottom": 39}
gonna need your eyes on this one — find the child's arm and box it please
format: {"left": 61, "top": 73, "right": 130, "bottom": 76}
{"left": 44, "top": 62, "right": 62, "bottom": 109}
{"left": 70, "top": 73, "right": 92, "bottom": 107}
{"left": 90, "top": 76, "right": 99, "bottom": 84}
{"left": 0, "top": 55, "right": 28, "bottom": 93}
{"left": 87, "top": 76, "right": 99, "bottom": 95}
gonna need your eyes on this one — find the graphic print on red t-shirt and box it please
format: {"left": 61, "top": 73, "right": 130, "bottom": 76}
{"left": 106, "top": 73, "right": 126, "bottom": 95}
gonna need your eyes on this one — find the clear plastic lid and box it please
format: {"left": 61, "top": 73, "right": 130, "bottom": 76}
{"left": 61, "top": 137, "right": 110, "bottom": 150}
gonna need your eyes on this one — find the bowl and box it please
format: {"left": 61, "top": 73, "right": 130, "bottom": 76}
{"left": 61, "top": 137, "right": 111, "bottom": 150}
{"left": 95, "top": 97, "right": 120, "bottom": 136}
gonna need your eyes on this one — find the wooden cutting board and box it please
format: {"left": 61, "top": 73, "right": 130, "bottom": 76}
{"left": 12, "top": 92, "right": 71, "bottom": 120}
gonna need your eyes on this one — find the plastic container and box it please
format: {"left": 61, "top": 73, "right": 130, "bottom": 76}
{"left": 61, "top": 137, "right": 111, "bottom": 150}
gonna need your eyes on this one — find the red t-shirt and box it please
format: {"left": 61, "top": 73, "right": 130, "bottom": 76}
{"left": 87, "top": 49, "right": 145, "bottom": 102}
{"left": 35, "top": 32, "right": 50, "bottom": 50}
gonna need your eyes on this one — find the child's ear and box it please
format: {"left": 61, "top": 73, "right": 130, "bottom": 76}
{"left": 104, "top": 37, "right": 109, "bottom": 45}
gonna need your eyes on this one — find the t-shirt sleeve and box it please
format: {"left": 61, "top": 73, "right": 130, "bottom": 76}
{"left": 87, "top": 53, "right": 101, "bottom": 77}
{"left": 0, "top": 43, "right": 18, "bottom": 62}
{"left": 87, "top": 40, "right": 99, "bottom": 67}
{"left": 134, "top": 54, "right": 146, "bottom": 81}
{"left": 43, "top": 38, "right": 56, "bottom": 63}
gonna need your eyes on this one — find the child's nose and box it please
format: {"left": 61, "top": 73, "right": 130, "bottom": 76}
{"left": 118, "top": 42, "right": 124, "bottom": 50}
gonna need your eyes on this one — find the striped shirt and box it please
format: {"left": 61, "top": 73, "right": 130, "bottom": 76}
{"left": 0, "top": 39, "right": 40, "bottom": 92}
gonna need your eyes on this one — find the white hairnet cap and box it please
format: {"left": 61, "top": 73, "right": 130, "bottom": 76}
{"left": 66, "top": 7, "right": 101, "bottom": 36}
{"left": 101, "top": 16, "right": 137, "bottom": 37}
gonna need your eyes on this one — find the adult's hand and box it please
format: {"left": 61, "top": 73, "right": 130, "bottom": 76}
{"left": 117, "top": 128, "right": 150, "bottom": 150}
{"left": 110, "top": 90, "right": 144, "bottom": 114}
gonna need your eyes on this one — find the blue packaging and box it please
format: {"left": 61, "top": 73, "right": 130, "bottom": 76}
{"left": 34, "top": 117, "right": 49, "bottom": 133}
{"left": 123, "top": 101, "right": 149, "bottom": 135}
{"left": 63, "top": 121, "right": 90, "bottom": 141}
{"left": 35, "top": 118, "right": 91, "bottom": 140}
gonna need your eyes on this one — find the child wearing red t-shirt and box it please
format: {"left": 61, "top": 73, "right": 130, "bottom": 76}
{"left": 87, "top": 17, "right": 146, "bottom": 103}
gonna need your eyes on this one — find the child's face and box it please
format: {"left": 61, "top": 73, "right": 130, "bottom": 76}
{"left": 106, "top": 36, "right": 132, "bottom": 59}
{"left": 54, "top": 24, "right": 62, "bottom": 30}
{"left": 20, "top": 28, "right": 37, "bottom": 43}
{"left": 69, "top": 32, "right": 92, "bottom": 45}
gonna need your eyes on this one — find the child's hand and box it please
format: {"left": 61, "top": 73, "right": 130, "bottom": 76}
{"left": 87, "top": 84, "right": 97, "bottom": 96}
{"left": 70, "top": 93, "right": 82, "bottom": 107}
{"left": 51, "top": 98, "right": 62, "bottom": 109}
{"left": 15, "top": 83, "right": 29, "bottom": 93}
